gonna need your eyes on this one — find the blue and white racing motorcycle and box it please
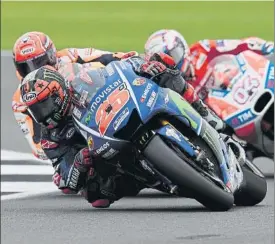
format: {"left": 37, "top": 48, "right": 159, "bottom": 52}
{"left": 71, "top": 60, "right": 267, "bottom": 211}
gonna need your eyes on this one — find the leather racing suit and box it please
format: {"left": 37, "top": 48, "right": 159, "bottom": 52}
{"left": 188, "top": 37, "right": 274, "bottom": 99}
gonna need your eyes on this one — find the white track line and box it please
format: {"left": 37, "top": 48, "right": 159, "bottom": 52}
{"left": 1, "top": 149, "right": 57, "bottom": 201}
{"left": 1, "top": 149, "right": 51, "bottom": 165}
{"left": 1, "top": 182, "right": 56, "bottom": 192}
{"left": 1, "top": 189, "right": 59, "bottom": 201}
{"left": 1, "top": 165, "right": 54, "bottom": 175}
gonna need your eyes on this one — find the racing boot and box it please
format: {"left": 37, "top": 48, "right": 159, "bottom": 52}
{"left": 81, "top": 168, "right": 116, "bottom": 208}
{"left": 80, "top": 189, "right": 112, "bottom": 208}
{"left": 183, "top": 83, "right": 226, "bottom": 132}
{"left": 83, "top": 173, "right": 143, "bottom": 208}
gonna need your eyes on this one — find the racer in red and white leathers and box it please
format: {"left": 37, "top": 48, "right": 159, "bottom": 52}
{"left": 144, "top": 29, "right": 274, "bottom": 130}
{"left": 144, "top": 29, "right": 274, "bottom": 99}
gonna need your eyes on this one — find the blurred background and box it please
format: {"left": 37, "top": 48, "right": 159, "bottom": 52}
{"left": 1, "top": 1, "right": 274, "bottom": 51}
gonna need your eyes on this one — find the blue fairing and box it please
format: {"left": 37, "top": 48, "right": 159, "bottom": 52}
{"left": 264, "top": 63, "right": 274, "bottom": 92}
{"left": 73, "top": 60, "right": 202, "bottom": 156}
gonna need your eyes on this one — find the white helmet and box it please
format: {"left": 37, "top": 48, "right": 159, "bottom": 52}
{"left": 144, "top": 29, "right": 190, "bottom": 70}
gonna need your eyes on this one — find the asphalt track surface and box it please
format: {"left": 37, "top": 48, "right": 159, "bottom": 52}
{"left": 1, "top": 52, "right": 274, "bottom": 244}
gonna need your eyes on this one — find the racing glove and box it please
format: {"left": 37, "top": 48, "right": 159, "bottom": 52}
{"left": 66, "top": 147, "right": 93, "bottom": 192}
{"left": 73, "top": 147, "right": 93, "bottom": 171}
{"left": 138, "top": 61, "right": 167, "bottom": 79}
{"left": 149, "top": 53, "right": 176, "bottom": 69}
{"left": 150, "top": 53, "right": 196, "bottom": 82}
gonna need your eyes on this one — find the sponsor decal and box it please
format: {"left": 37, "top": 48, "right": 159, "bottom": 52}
{"left": 54, "top": 96, "right": 62, "bottom": 106}
{"left": 133, "top": 77, "right": 146, "bottom": 86}
{"left": 23, "top": 92, "right": 37, "bottom": 103}
{"left": 267, "top": 66, "right": 274, "bottom": 81}
{"left": 211, "top": 89, "right": 229, "bottom": 98}
{"left": 235, "top": 54, "right": 247, "bottom": 73}
{"left": 238, "top": 110, "right": 254, "bottom": 123}
{"left": 267, "top": 80, "right": 274, "bottom": 89}
{"left": 231, "top": 117, "right": 241, "bottom": 127}
{"left": 41, "top": 139, "right": 58, "bottom": 149}
{"left": 21, "top": 36, "right": 30, "bottom": 43}
{"left": 216, "top": 40, "right": 240, "bottom": 52}
{"left": 84, "top": 112, "right": 92, "bottom": 125}
{"left": 140, "top": 83, "right": 153, "bottom": 102}
{"left": 68, "top": 167, "right": 80, "bottom": 189}
{"left": 21, "top": 47, "right": 34, "bottom": 55}
{"left": 106, "top": 65, "right": 115, "bottom": 76}
{"left": 196, "top": 53, "right": 207, "bottom": 70}
{"left": 119, "top": 61, "right": 127, "bottom": 70}
{"left": 79, "top": 90, "right": 89, "bottom": 105}
{"left": 87, "top": 136, "right": 94, "bottom": 150}
{"left": 166, "top": 127, "right": 181, "bottom": 142}
{"left": 113, "top": 108, "right": 130, "bottom": 131}
{"left": 102, "top": 148, "right": 118, "bottom": 159}
{"left": 246, "top": 39, "right": 262, "bottom": 51}
{"left": 19, "top": 121, "right": 29, "bottom": 134}
{"left": 226, "top": 109, "right": 256, "bottom": 128}
{"left": 216, "top": 40, "right": 225, "bottom": 47}
{"left": 66, "top": 127, "right": 75, "bottom": 139}
{"left": 73, "top": 107, "right": 82, "bottom": 120}
{"left": 51, "top": 130, "right": 57, "bottom": 137}
{"left": 22, "top": 69, "right": 39, "bottom": 84}
{"left": 146, "top": 91, "right": 157, "bottom": 108}
{"left": 164, "top": 94, "right": 169, "bottom": 104}
{"left": 59, "top": 91, "right": 70, "bottom": 115}
{"left": 96, "top": 142, "right": 110, "bottom": 154}
{"left": 90, "top": 79, "right": 122, "bottom": 112}
{"left": 199, "top": 40, "right": 210, "bottom": 52}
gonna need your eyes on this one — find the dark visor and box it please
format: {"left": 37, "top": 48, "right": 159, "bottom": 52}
{"left": 28, "top": 95, "right": 61, "bottom": 124}
{"left": 15, "top": 50, "right": 54, "bottom": 78}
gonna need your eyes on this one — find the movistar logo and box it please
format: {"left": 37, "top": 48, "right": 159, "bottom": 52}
{"left": 90, "top": 79, "right": 122, "bottom": 112}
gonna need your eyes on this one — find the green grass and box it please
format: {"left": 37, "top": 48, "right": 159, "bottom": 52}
{"left": 1, "top": 1, "right": 274, "bottom": 51}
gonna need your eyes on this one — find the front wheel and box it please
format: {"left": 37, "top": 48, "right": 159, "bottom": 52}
{"left": 234, "top": 160, "right": 267, "bottom": 206}
{"left": 143, "top": 135, "right": 234, "bottom": 211}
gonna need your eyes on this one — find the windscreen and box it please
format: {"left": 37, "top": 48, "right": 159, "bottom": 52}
{"left": 70, "top": 68, "right": 107, "bottom": 106}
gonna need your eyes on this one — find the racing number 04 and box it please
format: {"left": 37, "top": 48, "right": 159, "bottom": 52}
{"left": 95, "top": 84, "right": 130, "bottom": 136}
{"left": 233, "top": 76, "right": 259, "bottom": 104}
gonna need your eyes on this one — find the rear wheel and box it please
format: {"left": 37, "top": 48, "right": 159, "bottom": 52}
{"left": 143, "top": 135, "right": 234, "bottom": 211}
{"left": 234, "top": 160, "right": 267, "bottom": 206}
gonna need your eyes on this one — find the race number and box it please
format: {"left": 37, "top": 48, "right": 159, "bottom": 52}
{"left": 233, "top": 76, "right": 259, "bottom": 104}
{"left": 95, "top": 84, "right": 130, "bottom": 136}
